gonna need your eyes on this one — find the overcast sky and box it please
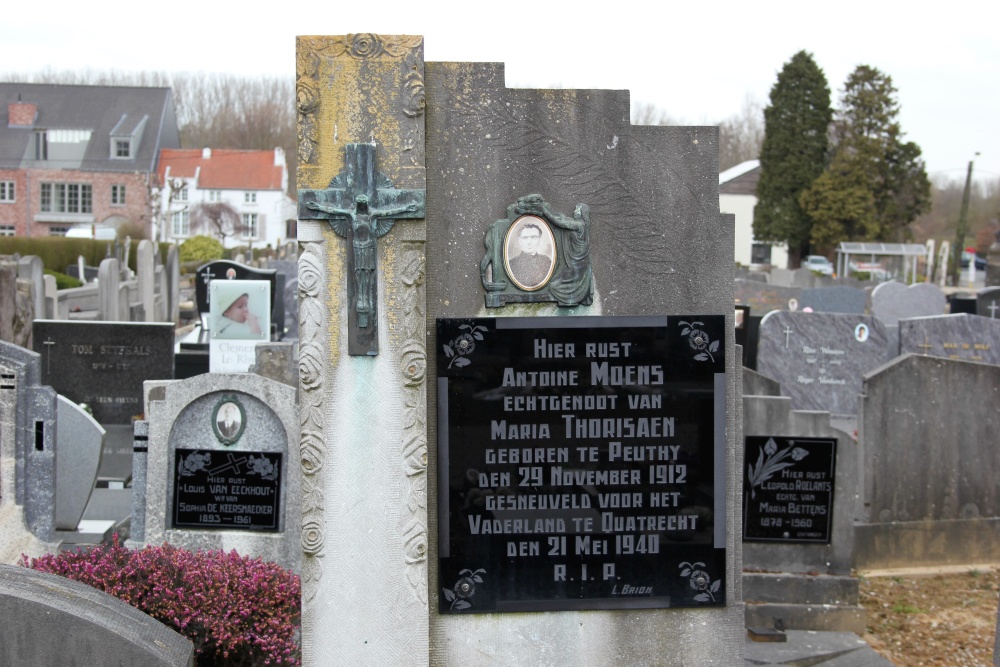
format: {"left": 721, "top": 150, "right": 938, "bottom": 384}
{"left": 3, "top": 1, "right": 997, "bottom": 184}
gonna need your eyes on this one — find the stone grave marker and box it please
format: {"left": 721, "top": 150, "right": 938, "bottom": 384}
{"left": 977, "top": 286, "right": 1000, "bottom": 320}
{"left": 869, "top": 280, "right": 946, "bottom": 326}
{"left": 898, "top": 313, "right": 1000, "bottom": 366}
{"left": 32, "top": 320, "right": 174, "bottom": 486}
{"left": 54, "top": 395, "right": 104, "bottom": 533}
{"left": 17, "top": 256, "right": 44, "bottom": 326}
{"left": 757, "top": 311, "right": 890, "bottom": 416}
{"left": 949, "top": 292, "right": 978, "bottom": 315}
{"left": 133, "top": 373, "right": 300, "bottom": 572}
{"left": 857, "top": 354, "right": 1000, "bottom": 569}
{"left": 296, "top": 33, "right": 742, "bottom": 666}
{"left": 742, "top": 394, "right": 861, "bottom": 632}
{"left": 268, "top": 258, "right": 299, "bottom": 340}
{"left": 800, "top": 285, "right": 866, "bottom": 314}
{"left": 735, "top": 278, "right": 801, "bottom": 315}
{"left": 0, "top": 339, "right": 58, "bottom": 558}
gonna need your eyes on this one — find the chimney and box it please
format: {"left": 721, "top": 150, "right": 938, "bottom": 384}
{"left": 8, "top": 102, "right": 37, "bottom": 128}
{"left": 274, "top": 146, "right": 284, "bottom": 166}
{"left": 202, "top": 147, "right": 211, "bottom": 159}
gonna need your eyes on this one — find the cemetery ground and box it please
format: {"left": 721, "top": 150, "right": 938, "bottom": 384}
{"left": 859, "top": 565, "right": 999, "bottom": 666}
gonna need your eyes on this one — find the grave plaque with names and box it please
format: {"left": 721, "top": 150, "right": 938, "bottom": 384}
{"left": 173, "top": 449, "right": 282, "bottom": 531}
{"left": 742, "top": 436, "right": 836, "bottom": 543}
{"left": 437, "top": 315, "right": 726, "bottom": 613}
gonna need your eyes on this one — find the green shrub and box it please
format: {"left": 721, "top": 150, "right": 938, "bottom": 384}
{"left": 180, "top": 235, "right": 225, "bottom": 264}
{"left": 44, "top": 269, "right": 83, "bottom": 290}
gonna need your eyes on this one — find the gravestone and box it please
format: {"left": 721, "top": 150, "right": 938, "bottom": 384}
{"left": 268, "top": 258, "right": 299, "bottom": 340}
{"left": 17, "top": 256, "right": 44, "bottom": 327}
{"left": 54, "top": 395, "right": 104, "bottom": 532}
{"left": 137, "top": 240, "right": 155, "bottom": 323}
{"left": 857, "top": 354, "right": 1000, "bottom": 568}
{"left": 757, "top": 311, "right": 890, "bottom": 416}
{"left": 133, "top": 373, "right": 300, "bottom": 573}
{"left": 32, "top": 320, "right": 174, "bottom": 486}
{"left": 735, "top": 279, "right": 801, "bottom": 315}
{"left": 898, "top": 313, "right": 1000, "bottom": 366}
{"left": 800, "top": 285, "right": 866, "bottom": 314}
{"left": 0, "top": 339, "right": 58, "bottom": 557}
{"left": 296, "top": 33, "right": 742, "bottom": 666}
{"left": 948, "top": 292, "right": 978, "bottom": 315}
{"left": 869, "top": 281, "right": 946, "bottom": 326}
{"left": 742, "top": 395, "right": 862, "bottom": 632}
{"left": 977, "top": 286, "right": 1000, "bottom": 319}
{"left": 0, "top": 565, "right": 194, "bottom": 666}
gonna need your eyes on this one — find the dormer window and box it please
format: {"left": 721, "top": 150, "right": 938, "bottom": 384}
{"left": 109, "top": 113, "right": 147, "bottom": 160}
{"left": 115, "top": 139, "right": 131, "bottom": 158}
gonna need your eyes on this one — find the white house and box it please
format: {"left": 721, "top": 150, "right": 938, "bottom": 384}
{"left": 157, "top": 147, "right": 296, "bottom": 249}
{"left": 719, "top": 159, "right": 789, "bottom": 269}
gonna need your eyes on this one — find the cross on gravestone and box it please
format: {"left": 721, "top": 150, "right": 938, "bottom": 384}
{"left": 42, "top": 337, "right": 55, "bottom": 374}
{"left": 784, "top": 326, "right": 794, "bottom": 348}
{"left": 209, "top": 453, "right": 248, "bottom": 477}
{"left": 298, "top": 142, "right": 425, "bottom": 356}
{"left": 989, "top": 301, "right": 998, "bottom": 319}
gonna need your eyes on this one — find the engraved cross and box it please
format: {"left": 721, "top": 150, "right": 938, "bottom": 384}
{"left": 988, "top": 301, "right": 998, "bottom": 319}
{"left": 42, "top": 337, "right": 55, "bottom": 374}
{"left": 297, "top": 142, "right": 424, "bottom": 356}
{"left": 783, "top": 326, "right": 794, "bottom": 349}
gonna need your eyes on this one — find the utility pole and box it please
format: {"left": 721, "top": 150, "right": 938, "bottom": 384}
{"left": 950, "top": 153, "right": 978, "bottom": 286}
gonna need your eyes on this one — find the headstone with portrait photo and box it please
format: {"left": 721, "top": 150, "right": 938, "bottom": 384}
{"left": 130, "top": 372, "right": 300, "bottom": 572}
{"left": 209, "top": 280, "right": 271, "bottom": 372}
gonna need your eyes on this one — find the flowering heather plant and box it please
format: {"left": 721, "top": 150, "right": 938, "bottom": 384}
{"left": 21, "top": 537, "right": 300, "bottom": 666}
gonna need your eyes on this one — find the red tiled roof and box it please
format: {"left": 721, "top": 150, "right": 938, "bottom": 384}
{"left": 157, "top": 149, "right": 284, "bottom": 190}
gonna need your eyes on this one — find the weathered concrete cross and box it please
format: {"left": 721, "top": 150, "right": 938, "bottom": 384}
{"left": 298, "top": 143, "right": 424, "bottom": 356}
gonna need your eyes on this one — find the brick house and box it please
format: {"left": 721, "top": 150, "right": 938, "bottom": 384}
{"left": 0, "top": 83, "right": 180, "bottom": 238}
{"left": 156, "top": 148, "right": 296, "bottom": 249}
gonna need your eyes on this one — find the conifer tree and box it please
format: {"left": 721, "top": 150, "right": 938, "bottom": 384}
{"left": 803, "top": 66, "right": 931, "bottom": 246}
{"left": 753, "top": 51, "right": 832, "bottom": 266}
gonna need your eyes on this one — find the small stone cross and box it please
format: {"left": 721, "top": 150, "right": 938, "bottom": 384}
{"left": 42, "top": 337, "right": 56, "bottom": 374}
{"left": 298, "top": 143, "right": 424, "bottom": 356}
{"left": 209, "top": 453, "right": 248, "bottom": 477}
{"left": 988, "top": 301, "right": 998, "bottom": 319}
{"left": 783, "top": 326, "right": 794, "bottom": 349}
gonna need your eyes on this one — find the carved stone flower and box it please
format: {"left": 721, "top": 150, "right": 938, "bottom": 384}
{"left": 350, "top": 33, "right": 383, "bottom": 59}
{"left": 299, "top": 343, "right": 323, "bottom": 390}
{"left": 403, "top": 527, "right": 428, "bottom": 565}
{"left": 298, "top": 252, "right": 322, "bottom": 298}
{"left": 400, "top": 345, "right": 426, "bottom": 386}
{"left": 300, "top": 433, "right": 324, "bottom": 475}
{"left": 302, "top": 520, "right": 325, "bottom": 556}
{"left": 296, "top": 82, "right": 319, "bottom": 114}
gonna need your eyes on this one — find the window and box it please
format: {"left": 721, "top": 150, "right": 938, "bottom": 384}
{"left": 244, "top": 192, "right": 257, "bottom": 204}
{"left": 114, "top": 139, "right": 131, "bottom": 158}
{"left": 172, "top": 210, "right": 190, "bottom": 237}
{"left": 209, "top": 190, "right": 221, "bottom": 202}
{"left": 0, "top": 225, "right": 14, "bottom": 236}
{"left": 751, "top": 243, "right": 772, "bottom": 265}
{"left": 0, "top": 181, "right": 14, "bottom": 202}
{"left": 34, "top": 131, "right": 47, "bottom": 160}
{"left": 40, "top": 183, "right": 93, "bottom": 214}
{"left": 48, "top": 226, "right": 70, "bottom": 236}
{"left": 176, "top": 186, "right": 188, "bottom": 202}
{"left": 242, "top": 213, "right": 258, "bottom": 239}
{"left": 111, "top": 184, "right": 126, "bottom": 206}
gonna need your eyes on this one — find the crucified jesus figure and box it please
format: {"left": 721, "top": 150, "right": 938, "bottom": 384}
{"left": 306, "top": 194, "right": 417, "bottom": 328}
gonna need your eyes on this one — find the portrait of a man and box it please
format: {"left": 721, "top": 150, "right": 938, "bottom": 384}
{"left": 504, "top": 216, "right": 555, "bottom": 291}
{"left": 215, "top": 400, "right": 243, "bottom": 442}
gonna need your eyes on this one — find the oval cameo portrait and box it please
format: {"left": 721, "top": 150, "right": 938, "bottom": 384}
{"left": 503, "top": 215, "right": 556, "bottom": 291}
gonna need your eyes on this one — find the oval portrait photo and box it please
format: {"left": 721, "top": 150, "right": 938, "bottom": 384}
{"left": 503, "top": 215, "right": 556, "bottom": 291}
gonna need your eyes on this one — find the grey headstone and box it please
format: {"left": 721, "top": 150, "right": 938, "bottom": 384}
{"left": 899, "top": 313, "right": 1000, "bottom": 366}
{"left": 166, "top": 245, "right": 180, "bottom": 324}
{"left": 0, "top": 565, "right": 194, "bottom": 666}
{"left": 977, "top": 287, "right": 1000, "bottom": 320}
{"left": 857, "top": 355, "right": 1000, "bottom": 569}
{"left": 54, "top": 395, "right": 104, "bottom": 531}
{"left": 268, "top": 259, "right": 299, "bottom": 340}
{"left": 42, "top": 274, "right": 57, "bottom": 319}
{"left": 250, "top": 342, "right": 297, "bottom": 387}
{"left": 137, "top": 373, "right": 300, "bottom": 573}
{"left": 757, "top": 311, "right": 890, "bottom": 416}
{"left": 0, "top": 340, "right": 57, "bottom": 543}
{"left": 98, "top": 257, "right": 121, "bottom": 321}
{"left": 870, "top": 281, "right": 946, "bottom": 326}
{"left": 801, "top": 285, "right": 867, "bottom": 314}
{"left": 743, "top": 367, "right": 781, "bottom": 396}
{"left": 17, "top": 256, "right": 44, "bottom": 326}
{"left": 32, "top": 320, "right": 174, "bottom": 426}
{"left": 735, "top": 279, "right": 802, "bottom": 315}
{"left": 137, "top": 240, "right": 155, "bottom": 323}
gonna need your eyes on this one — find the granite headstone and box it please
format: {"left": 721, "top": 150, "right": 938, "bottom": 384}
{"left": 735, "top": 279, "right": 801, "bottom": 315}
{"left": 800, "top": 286, "right": 867, "bottom": 314}
{"left": 757, "top": 311, "right": 890, "bottom": 416}
{"left": 977, "top": 287, "right": 1000, "bottom": 320}
{"left": 898, "top": 314, "right": 1000, "bottom": 366}
{"left": 869, "top": 281, "right": 946, "bottom": 326}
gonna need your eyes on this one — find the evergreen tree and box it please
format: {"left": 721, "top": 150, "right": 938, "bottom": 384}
{"left": 804, "top": 65, "right": 930, "bottom": 246}
{"left": 753, "top": 51, "right": 832, "bottom": 265}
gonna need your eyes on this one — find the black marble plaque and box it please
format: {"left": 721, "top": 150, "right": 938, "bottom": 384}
{"left": 743, "top": 436, "right": 836, "bottom": 543}
{"left": 437, "top": 316, "right": 727, "bottom": 613}
{"left": 173, "top": 449, "right": 282, "bottom": 531}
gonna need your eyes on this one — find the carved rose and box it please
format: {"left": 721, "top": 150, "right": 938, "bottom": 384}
{"left": 299, "top": 342, "right": 323, "bottom": 390}
{"left": 296, "top": 82, "right": 319, "bottom": 114}
{"left": 300, "top": 433, "right": 324, "bottom": 475}
{"left": 402, "top": 435, "right": 427, "bottom": 476}
{"left": 400, "top": 345, "right": 426, "bottom": 386}
{"left": 298, "top": 251, "right": 322, "bottom": 298}
{"left": 349, "top": 33, "right": 383, "bottom": 59}
{"left": 402, "top": 71, "right": 425, "bottom": 118}
{"left": 302, "top": 520, "right": 325, "bottom": 555}
{"left": 404, "top": 526, "right": 428, "bottom": 565}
